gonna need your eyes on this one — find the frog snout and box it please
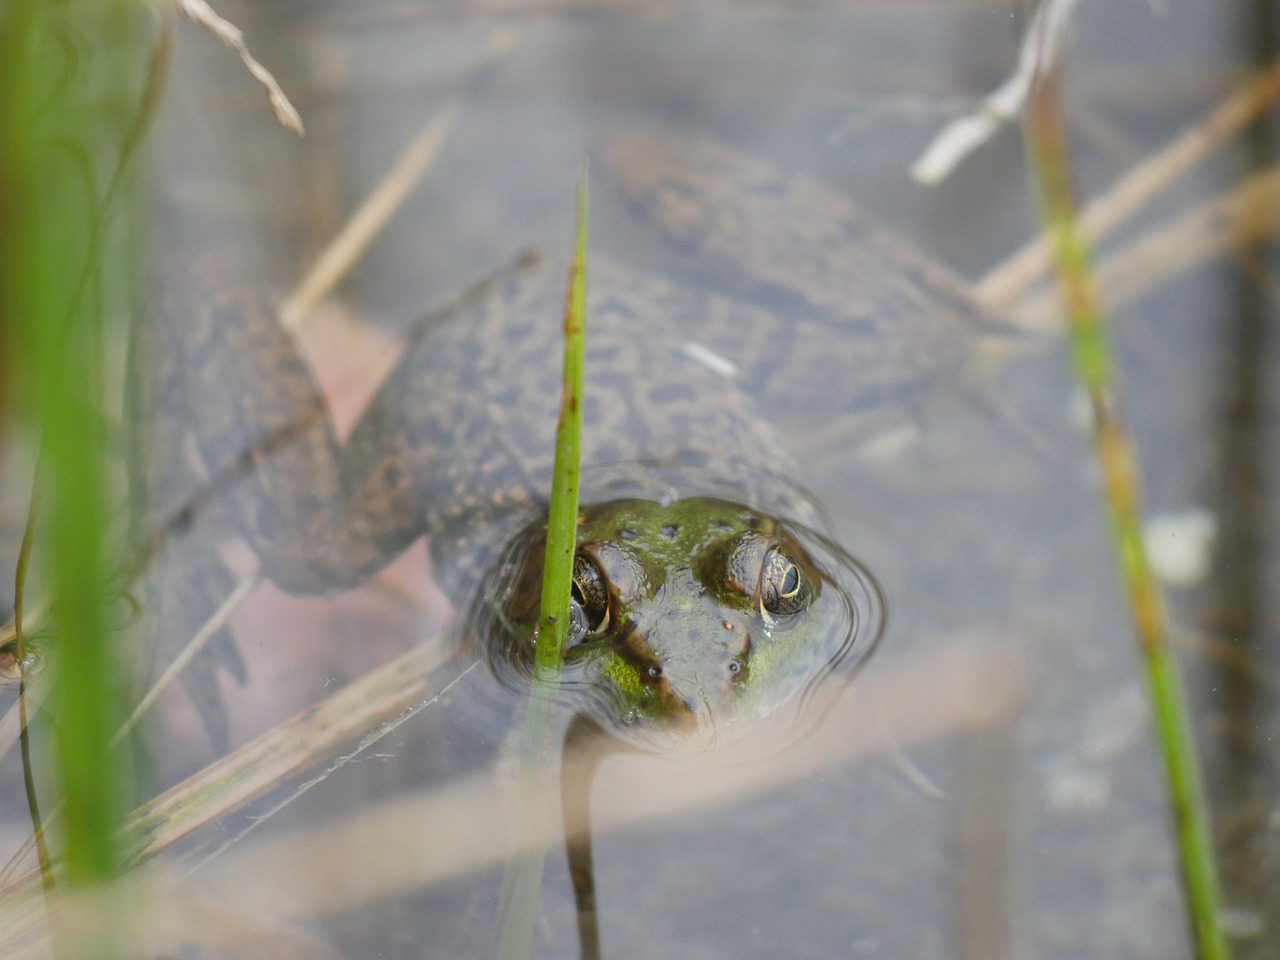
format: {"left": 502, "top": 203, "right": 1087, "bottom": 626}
{"left": 665, "top": 670, "right": 705, "bottom": 712}
{"left": 668, "top": 679, "right": 715, "bottom": 730}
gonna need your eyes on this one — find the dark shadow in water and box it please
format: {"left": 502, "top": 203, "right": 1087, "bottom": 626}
{"left": 1205, "top": 0, "right": 1279, "bottom": 949}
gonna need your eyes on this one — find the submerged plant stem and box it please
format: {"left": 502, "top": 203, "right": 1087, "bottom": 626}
{"left": 1022, "top": 71, "right": 1231, "bottom": 960}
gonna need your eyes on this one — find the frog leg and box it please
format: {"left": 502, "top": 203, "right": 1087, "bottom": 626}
{"left": 129, "top": 273, "right": 448, "bottom": 749}
{"left": 130, "top": 282, "right": 259, "bottom": 753}
{"left": 562, "top": 713, "right": 628, "bottom": 960}
{"left": 161, "top": 281, "right": 432, "bottom": 597}
{"left": 146, "top": 523, "right": 248, "bottom": 754}
{"left": 157, "top": 248, "right": 554, "bottom": 599}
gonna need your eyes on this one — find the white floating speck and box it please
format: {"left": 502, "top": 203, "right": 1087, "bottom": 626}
{"left": 1144, "top": 507, "right": 1218, "bottom": 588}
{"left": 681, "top": 342, "right": 739, "bottom": 378}
{"left": 1044, "top": 765, "right": 1111, "bottom": 814}
{"left": 1220, "top": 906, "right": 1265, "bottom": 940}
{"left": 856, "top": 422, "right": 921, "bottom": 463}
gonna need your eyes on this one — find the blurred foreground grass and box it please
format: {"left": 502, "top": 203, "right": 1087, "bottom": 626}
{"left": 0, "top": 1, "right": 155, "bottom": 951}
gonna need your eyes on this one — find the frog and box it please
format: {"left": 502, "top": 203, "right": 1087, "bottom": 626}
{"left": 130, "top": 132, "right": 1010, "bottom": 958}
{"left": 135, "top": 248, "right": 887, "bottom": 750}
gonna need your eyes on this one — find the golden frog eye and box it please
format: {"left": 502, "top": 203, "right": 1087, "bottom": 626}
{"left": 759, "top": 546, "right": 809, "bottom": 618}
{"left": 570, "top": 553, "right": 611, "bottom": 636}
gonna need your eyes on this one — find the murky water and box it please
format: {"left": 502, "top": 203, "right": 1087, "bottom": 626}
{"left": 2, "top": 1, "right": 1278, "bottom": 958}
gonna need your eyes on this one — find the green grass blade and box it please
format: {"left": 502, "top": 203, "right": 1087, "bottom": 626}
{"left": 1022, "top": 73, "right": 1230, "bottom": 960}
{"left": 535, "top": 171, "right": 590, "bottom": 679}
{"left": 492, "top": 170, "right": 589, "bottom": 960}
{"left": 0, "top": 2, "right": 147, "bottom": 954}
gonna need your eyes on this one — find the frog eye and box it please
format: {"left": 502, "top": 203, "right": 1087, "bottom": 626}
{"left": 759, "top": 546, "right": 810, "bottom": 619}
{"left": 570, "top": 553, "right": 611, "bottom": 636}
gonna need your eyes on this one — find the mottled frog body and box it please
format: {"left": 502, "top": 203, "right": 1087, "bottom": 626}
{"left": 133, "top": 135, "right": 1002, "bottom": 747}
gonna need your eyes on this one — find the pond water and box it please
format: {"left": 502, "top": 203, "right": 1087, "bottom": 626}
{"left": 2, "top": 1, "right": 1278, "bottom": 958}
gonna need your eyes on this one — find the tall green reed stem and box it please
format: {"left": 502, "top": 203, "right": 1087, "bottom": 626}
{"left": 1022, "top": 69, "right": 1231, "bottom": 960}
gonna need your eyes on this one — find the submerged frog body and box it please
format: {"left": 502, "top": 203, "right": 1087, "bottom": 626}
{"left": 142, "top": 255, "right": 883, "bottom": 747}
{"left": 133, "top": 135, "right": 1001, "bottom": 749}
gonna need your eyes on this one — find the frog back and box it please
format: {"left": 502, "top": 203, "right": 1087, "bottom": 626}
{"left": 346, "top": 256, "right": 805, "bottom": 595}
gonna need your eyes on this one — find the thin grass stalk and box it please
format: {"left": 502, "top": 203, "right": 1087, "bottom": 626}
{"left": 492, "top": 173, "right": 589, "bottom": 960}
{"left": 1021, "top": 69, "right": 1231, "bottom": 960}
{"left": 13, "top": 488, "right": 52, "bottom": 895}
{"left": 534, "top": 177, "right": 589, "bottom": 679}
{"left": 1, "top": 1, "right": 59, "bottom": 900}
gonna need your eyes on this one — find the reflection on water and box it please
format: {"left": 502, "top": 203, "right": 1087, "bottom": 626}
{"left": 2, "top": 1, "right": 1279, "bottom": 958}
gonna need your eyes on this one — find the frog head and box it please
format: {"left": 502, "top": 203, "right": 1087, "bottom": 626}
{"left": 475, "top": 496, "right": 882, "bottom": 749}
